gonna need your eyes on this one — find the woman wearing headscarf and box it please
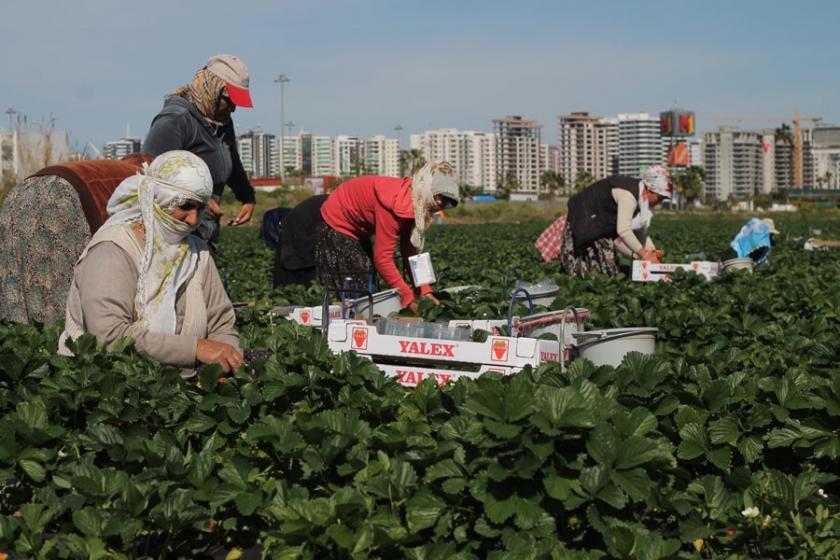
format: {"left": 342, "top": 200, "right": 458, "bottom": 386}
{"left": 315, "top": 162, "right": 460, "bottom": 312}
{"left": 143, "top": 54, "right": 256, "bottom": 252}
{"left": 0, "top": 153, "right": 151, "bottom": 325}
{"left": 535, "top": 165, "right": 673, "bottom": 276}
{"left": 59, "top": 151, "right": 242, "bottom": 376}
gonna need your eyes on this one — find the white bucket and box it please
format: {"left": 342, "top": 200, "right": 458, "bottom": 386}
{"left": 721, "top": 258, "right": 754, "bottom": 274}
{"left": 512, "top": 280, "right": 559, "bottom": 307}
{"left": 572, "top": 327, "right": 658, "bottom": 367}
{"left": 350, "top": 289, "right": 402, "bottom": 318}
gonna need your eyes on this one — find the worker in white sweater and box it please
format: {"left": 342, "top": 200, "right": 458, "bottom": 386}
{"left": 535, "top": 165, "right": 672, "bottom": 276}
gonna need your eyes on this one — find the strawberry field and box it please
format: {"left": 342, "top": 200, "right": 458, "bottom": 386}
{"left": 2, "top": 214, "right": 840, "bottom": 559}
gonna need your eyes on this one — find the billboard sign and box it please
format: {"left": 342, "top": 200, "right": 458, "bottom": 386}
{"left": 660, "top": 110, "right": 695, "bottom": 137}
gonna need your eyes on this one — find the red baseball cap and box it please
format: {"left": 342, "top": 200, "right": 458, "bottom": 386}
{"left": 206, "top": 54, "right": 253, "bottom": 108}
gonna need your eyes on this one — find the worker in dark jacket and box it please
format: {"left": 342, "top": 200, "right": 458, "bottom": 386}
{"left": 143, "top": 54, "right": 256, "bottom": 252}
{"left": 535, "top": 165, "right": 672, "bottom": 276}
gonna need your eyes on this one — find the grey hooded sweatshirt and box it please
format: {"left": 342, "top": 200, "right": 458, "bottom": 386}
{"left": 143, "top": 95, "right": 255, "bottom": 204}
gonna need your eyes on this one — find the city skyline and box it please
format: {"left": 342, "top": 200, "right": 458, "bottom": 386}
{"left": 2, "top": 0, "right": 839, "bottom": 148}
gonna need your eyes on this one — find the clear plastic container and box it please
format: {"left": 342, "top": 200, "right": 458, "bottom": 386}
{"left": 378, "top": 318, "right": 471, "bottom": 341}
{"left": 514, "top": 279, "right": 559, "bottom": 295}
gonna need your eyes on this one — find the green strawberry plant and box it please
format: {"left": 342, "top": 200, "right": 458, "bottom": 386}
{"left": 1, "top": 215, "right": 839, "bottom": 558}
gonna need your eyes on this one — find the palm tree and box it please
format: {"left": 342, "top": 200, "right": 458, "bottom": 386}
{"left": 458, "top": 183, "right": 482, "bottom": 200}
{"left": 573, "top": 170, "right": 594, "bottom": 194}
{"left": 496, "top": 171, "right": 518, "bottom": 200}
{"left": 672, "top": 166, "right": 705, "bottom": 208}
{"left": 540, "top": 171, "right": 564, "bottom": 200}
{"left": 400, "top": 149, "right": 426, "bottom": 176}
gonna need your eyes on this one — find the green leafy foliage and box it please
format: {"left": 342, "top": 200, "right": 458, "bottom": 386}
{"left": 1, "top": 215, "right": 840, "bottom": 558}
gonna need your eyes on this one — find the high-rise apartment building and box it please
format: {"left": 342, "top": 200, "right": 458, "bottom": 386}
{"left": 410, "top": 129, "right": 497, "bottom": 191}
{"left": 557, "top": 112, "right": 617, "bottom": 189}
{"left": 703, "top": 127, "right": 775, "bottom": 200}
{"left": 311, "top": 136, "right": 336, "bottom": 177}
{"left": 617, "top": 113, "right": 661, "bottom": 176}
{"left": 540, "top": 144, "right": 550, "bottom": 173}
{"left": 237, "top": 131, "right": 279, "bottom": 177}
{"left": 335, "top": 135, "right": 362, "bottom": 176}
{"left": 812, "top": 126, "right": 840, "bottom": 189}
{"left": 237, "top": 135, "right": 253, "bottom": 176}
{"left": 282, "top": 135, "right": 301, "bottom": 174}
{"left": 103, "top": 137, "right": 141, "bottom": 160}
{"left": 493, "top": 115, "right": 543, "bottom": 193}
{"left": 545, "top": 145, "right": 561, "bottom": 174}
{"left": 364, "top": 135, "right": 400, "bottom": 177}
{"left": 773, "top": 128, "right": 816, "bottom": 190}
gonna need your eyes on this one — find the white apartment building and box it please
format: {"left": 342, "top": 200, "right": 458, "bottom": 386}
{"left": 540, "top": 144, "right": 550, "bottom": 173}
{"left": 311, "top": 136, "right": 336, "bottom": 176}
{"left": 279, "top": 132, "right": 336, "bottom": 176}
{"left": 703, "top": 127, "right": 775, "bottom": 200}
{"left": 410, "top": 129, "right": 497, "bottom": 192}
{"left": 557, "top": 113, "right": 618, "bottom": 189}
{"left": 236, "top": 130, "right": 280, "bottom": 177}
{"left": 364, "top": 135, "right": 400, "bottom": 177}
{"left": 545, "top": 145, "right": 561, "bottom": 174}
{"left": 237, "top": 135, "right": 253, "bottom": 176}
{"left": 618, "top": 113, "right": 661, "bottom": 176}
{"left": 493, "top": 115, "right": 543, "bottom": 193}
{"left": 812, "top": 126, "right": 840, "bottom": 189}
{"left": 688, "top": 137, "right": 703, "bottom": 168}
{"left": 282, "top": 135, "right": 301, "bottom": 173}
{"left": 335, "top": 135, "right": 362, "bottom": 176}
{"left": 103, "top": 137, "right": 141, "bottom": 160}
{"left": 237, "top": 131, "right": 279, "bottom": 177}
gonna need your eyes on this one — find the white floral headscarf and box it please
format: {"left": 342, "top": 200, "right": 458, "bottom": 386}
{"left": 98, "top": 150, "right": 213, "bottom": 333}
{"left": 633, "top": 165, "right": 673, "bottom": 232}
{"left": 642, "top": 165, "right": 672, "bottom": 198}
{"left": 410, "top": 161, "right": 459, "bottom": 249}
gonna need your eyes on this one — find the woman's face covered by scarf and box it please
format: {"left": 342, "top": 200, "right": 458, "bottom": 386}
{"left": 410, "top": 161, "right": 460, "bottom": 250}
{"left": 106, "top": 150, "right": 213, "bottom": 243}
{"left": 103, "top": 151, "right": 213, "bottom": 332}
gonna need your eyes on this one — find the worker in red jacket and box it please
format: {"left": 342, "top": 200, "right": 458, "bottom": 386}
{"left": 317, "top": 161, "right": 459, "bottom": 312}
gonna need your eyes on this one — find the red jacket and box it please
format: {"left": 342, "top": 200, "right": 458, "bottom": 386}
{"left": 320, "top": 176, "right": 431, "bottom": 307}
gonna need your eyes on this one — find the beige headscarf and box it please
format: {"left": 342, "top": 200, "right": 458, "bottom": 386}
{"left": 172, "top": 68, "right": 228, "bottom": 127}
{"left": 410, "top": 161, "right": 459, "bottom": 250}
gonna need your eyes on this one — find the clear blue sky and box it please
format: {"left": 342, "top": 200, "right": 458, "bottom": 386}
{"left": 2, "top": 0, "right": 838, "bottom": 149}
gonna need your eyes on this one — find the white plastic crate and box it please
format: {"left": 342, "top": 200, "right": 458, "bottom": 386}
{"left": 272, "top": 304, "right": 344, "bottom": 328}
{"left": 632, "top": 260, "right": 719, "bottom": 282}
{"left": 327, "top": 320, "right": 561, "bottom": 382}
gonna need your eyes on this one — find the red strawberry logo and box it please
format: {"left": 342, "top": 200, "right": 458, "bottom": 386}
{"left": 300, "top": 310, "right": 310, "bottom": 324}
{"left": 492, "top": 339, "right": 509, "bottom": 361}
{"left": 352, "top": 327, "right": 368, "bottom": 349}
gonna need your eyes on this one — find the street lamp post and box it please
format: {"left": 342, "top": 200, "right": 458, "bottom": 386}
{"left": 274, "top": 74, "right": 290, "bottom": 182}
{"left": 5, "top": 108, "right": 17, "bottom": 131}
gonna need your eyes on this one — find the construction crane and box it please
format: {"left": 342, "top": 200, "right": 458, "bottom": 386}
{"left": 700, "top": 110, "right": 822, "bottom": 188}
